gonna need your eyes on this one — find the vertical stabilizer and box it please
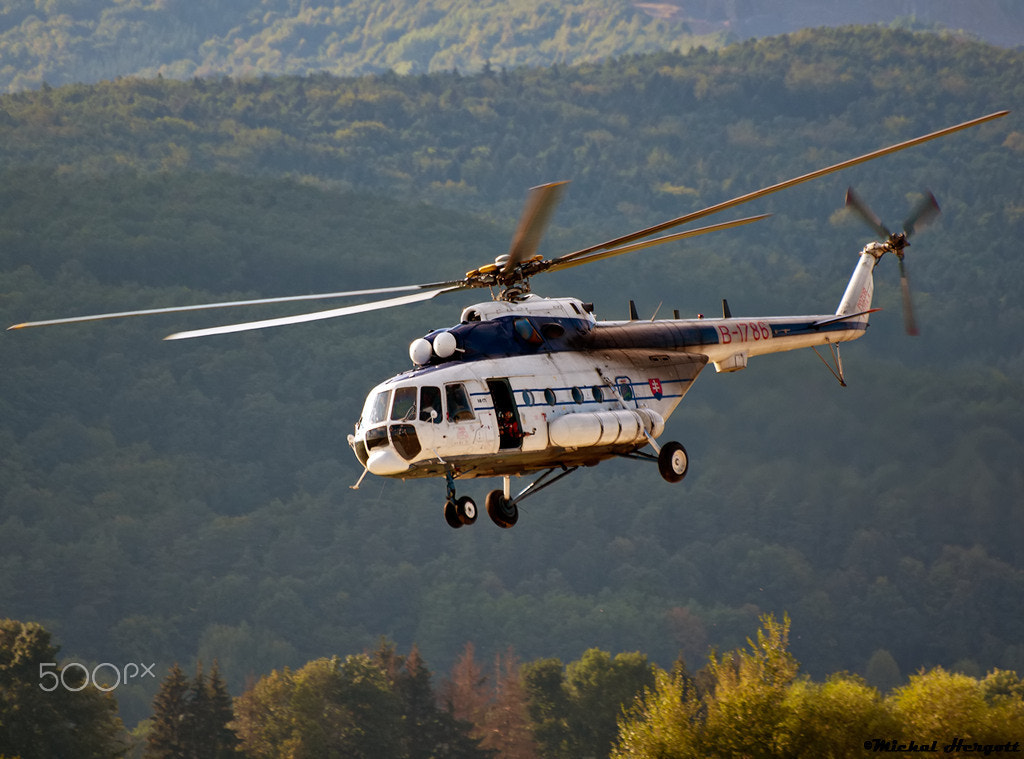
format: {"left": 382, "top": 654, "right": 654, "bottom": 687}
{"left": 836, "top": 244, "right": 884, "bottom": 317}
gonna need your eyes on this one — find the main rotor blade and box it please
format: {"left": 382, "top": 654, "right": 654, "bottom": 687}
{"left": 558, "top": 111, "right": 1008, "bottom": 264}
{"left": 845, "top": 186, "right": 891, "bottom": 238}
{"left": 903, "top": 190, "right": 941, "bottom": 237}
{"left": 504, "top": 181, "right": 569, "bottom": 275}
{"left": 545, "top": 214, "right": 771, "bottom": 273}
{"left": 163, "top": 286, "right": 464, "bottom": 341}
{"left": 7, "top": 283, "right": 456, "bottom": 331}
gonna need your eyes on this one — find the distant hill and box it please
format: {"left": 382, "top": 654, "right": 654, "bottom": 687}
{"left": 659, "top": 0, "right": 1024, "bottom": 47}
{"left": 2, "top": 0, "right": 1023, "bottom": 93}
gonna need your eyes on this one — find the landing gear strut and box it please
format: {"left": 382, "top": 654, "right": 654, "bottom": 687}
{"left": 442, "top": 466, "right": 578, "bottom": 529}
{"left": 443, "top": 470, "right": 477, "bottom": 528}
{"left": 618, "top": 439, "right": 690, "bottom": 483}
{"left": 441, "top": 438, "right": 689, "bottom": 529}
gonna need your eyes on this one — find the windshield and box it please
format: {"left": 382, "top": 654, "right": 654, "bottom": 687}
{"left": 362, "top": 389, "right": 392, "bottom": 426}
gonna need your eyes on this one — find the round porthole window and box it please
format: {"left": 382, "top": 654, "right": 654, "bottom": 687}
{"left": 544, "top": 388, "right": 557, "bottom": 406}
{"left": 521, "top": 390, "right": 534, "bottom": 406}
{"left": 571, "top": 386, "right": 584, "bottom": 404}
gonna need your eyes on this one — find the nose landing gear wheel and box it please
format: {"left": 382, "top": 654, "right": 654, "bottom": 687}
{"left": 444, "top": 496, "right": 478, "bottom": 528}
{"left": 486, "top": 489, "right": 519, "bottom": 528}
{"left": 658, "top": 441, "right": 689, "bottom": 483}
{"left": 457, "top": 495, "right": 477, "bottom": 525}
{"left": 443, "top": 499, "right": 463, "bottom": 528}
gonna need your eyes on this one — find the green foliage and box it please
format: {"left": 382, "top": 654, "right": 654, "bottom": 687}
{"left": 144, "top": 661, "right": 237, "bottom": 759}
{"left": 701, "top": 614, "right": 798, "bottom": 758}
{"left": 232, "top": 647, "right": 488, "bottom": 759}
{"left": 0, "top": 619, "right": 129, "bottom": 759}
{"left": 614, "top": 615, "right": 1024, "bottom": 759}
{"left": 613, "top": 665, "right": 702, "bottom": 759}
{"left": 0, "top": 0, "right": 721, "bottom": 93}
{"left": 523, "top": 649, "right": 654, "bottom": 759}
{"left": 232, "top": 654, "right": 403, "bottom": 758}
{"left": 888, "top": 667, "right": 1024, "bottom": 743}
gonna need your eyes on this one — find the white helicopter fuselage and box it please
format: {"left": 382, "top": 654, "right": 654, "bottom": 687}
{"left": 348, "top": 245, "right": 880, "bottom": 481}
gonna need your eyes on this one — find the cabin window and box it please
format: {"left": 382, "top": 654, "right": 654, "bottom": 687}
{"left": 446, "top": 383, "right": 475, "bottom": 422}
{"left": 571, "top": 386, "right": 584, "bottom": 404}
{"left": 391, "top": 386, "right": 417, "bottom": 421}
{"left": 420, "top": 386, "right": 442, "bottom": 423}
{"left": 521, "top": 390, "right": 534, "bottom": 406}
{"left": 544, "top": 388, "right": 557, "bottom": 406}
{"left": 591, "top": 385, "right": 604, "bottom": 402}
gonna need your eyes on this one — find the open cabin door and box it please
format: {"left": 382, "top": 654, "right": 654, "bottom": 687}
{"left": 487, "top": 378, "right": 525, "bottom": 450}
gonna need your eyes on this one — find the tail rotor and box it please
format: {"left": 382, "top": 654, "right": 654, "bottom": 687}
{"left": 845, "top": 187, "right": 940, "bottom": 336}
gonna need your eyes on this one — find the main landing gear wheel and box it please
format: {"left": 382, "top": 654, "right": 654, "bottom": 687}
{"left": 658, "top": 441, "right": 689, "bottom": 483}
{"left": 486, "top": 489, "right": 519, "bottom": 529}
{"left": 444, "top": 496, "right": 477, "bottom": 528}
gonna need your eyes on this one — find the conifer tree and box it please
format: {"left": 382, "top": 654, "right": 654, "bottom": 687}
{"left": 145, "top": 661, "right": 239, "bottom": 759}
{"left": 145, "top": 663, "right": 190, "bottom": 759}
{"left": 376, "top": 640, "right": 490, "bottom": 759}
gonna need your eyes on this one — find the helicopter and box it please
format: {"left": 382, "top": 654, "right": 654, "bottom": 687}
{"left": 9, "top": 110, "right": 1007, "bottom": 529}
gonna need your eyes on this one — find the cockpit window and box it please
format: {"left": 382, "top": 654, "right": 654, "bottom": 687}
{"left": 365, "top": 389, "right": 392, "bottom": 425}
{"left": 391, "top": 386, "right": 417, "bottom": 421}
{"left": 446, "top": 383, "right": 474, "bottom": 423}
{"left": 420, "top": 386, "right": 442, "bottom": 423}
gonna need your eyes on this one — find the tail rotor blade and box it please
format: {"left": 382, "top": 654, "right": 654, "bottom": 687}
{"left": 845, "top": 186, "right": 891, "bottom": 238}
{"left": 898, "top": 256, "right": 919, "bottom": 336}
{"left": 903, "top": 190, "right": 940, "bottom": 237}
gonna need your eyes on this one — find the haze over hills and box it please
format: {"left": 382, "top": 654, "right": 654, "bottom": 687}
{"left": 1, "top": 0, "right": 1023, "bottom": 92}
{"left": 0, "top": 22, "right": 1022, "bottom": 734}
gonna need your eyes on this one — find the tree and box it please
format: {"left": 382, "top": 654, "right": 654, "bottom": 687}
{"left": 700, "top": 613, "right": 798, "bottom": 759}
{"left": 777, "top": 674, "right": 895, "bottom": 758}
{"left": 0, "top": 619, "right": 128, "bottom": 759}
{"left": 146, "top": 663, "right": 190, "bottom": 758}
{"left": 522, "top": 658, "right": 572, "bottom": 759}
{"left": 145, "top": 661, "right": 238, "bottom": 759}
{"left": 886, "top": 667, "right": 1024, "bottom": 742}
{"left": 233, "top": 654, "right": 403, "bottom": 759}
{"left": 481, "top": 649, "right": 538, "bottom": 759}
{"left": 612, "top": 661, "right": 703, "bottom": 759}
{"left": 375, "top": 640, "right": 489, "bottom": 759}
{"left": 523, "top": 649, "right": 655, "bottom": 759}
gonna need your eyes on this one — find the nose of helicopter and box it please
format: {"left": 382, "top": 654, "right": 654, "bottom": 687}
{"left": 364, "top": 447, "right": 412, "bottom": 476}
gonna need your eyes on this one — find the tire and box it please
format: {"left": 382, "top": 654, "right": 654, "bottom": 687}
{"left": 443, "top": 499, "right": 463, "bottom": 528}
{"left": 658, "top": 441, "right": 689, "bottom": 483}
{"left": 456, "top": 495, "right": 478, "bottom": 526}
{"left": 485, "top": 489, "right": 519, "bottom": 529}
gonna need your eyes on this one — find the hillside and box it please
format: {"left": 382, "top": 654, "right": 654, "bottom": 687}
{"left": 3, "top": 0, "right": 1024, "bottom": 93}
{"left": 1, "top": 28, "right": 1022, "bottom": 729}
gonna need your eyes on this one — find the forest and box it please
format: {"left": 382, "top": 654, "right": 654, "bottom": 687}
{"left": 0, "top": 0, "right": 719, "bottom": 93}
{"left": 3, "top": 0, "right": 1021, "bottom": 94}
{"left": 4, "top": 616, "right": 1023, "bottom": 758}
{"left": 0, "top": 26, "right": 1022, "bottom": 738}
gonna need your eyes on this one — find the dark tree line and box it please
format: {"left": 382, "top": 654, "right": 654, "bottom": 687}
{"left": 7, "top": 617, "right": 1021, "bottom": 759}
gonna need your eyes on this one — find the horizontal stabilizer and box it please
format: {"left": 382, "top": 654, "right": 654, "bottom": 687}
{"left": 812, "top": 309, "right": 880, "bottom": 329}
